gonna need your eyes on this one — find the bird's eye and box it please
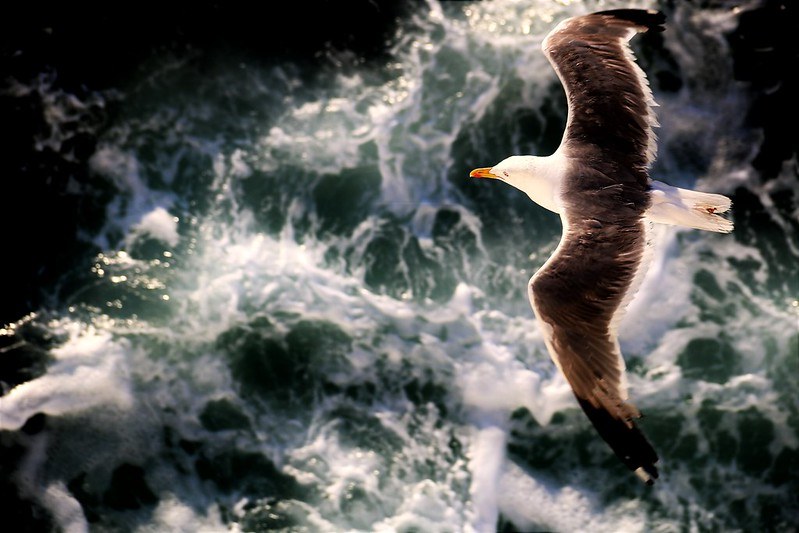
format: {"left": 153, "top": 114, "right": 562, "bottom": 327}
{"left": 503, "top": 171, "right": 509, "bottom": 178}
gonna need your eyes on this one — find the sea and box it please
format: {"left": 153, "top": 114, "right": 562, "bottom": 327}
{"left": 1, "top": 0, "right": 797, "bottom": 531}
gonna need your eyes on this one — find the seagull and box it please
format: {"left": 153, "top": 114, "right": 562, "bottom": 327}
{"left": 469, "top": 9, "right": 733, "bottom": 484}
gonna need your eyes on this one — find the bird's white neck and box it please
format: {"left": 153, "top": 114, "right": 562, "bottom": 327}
{"left": 500, "top": 152, "right": 566, "bottom": 214}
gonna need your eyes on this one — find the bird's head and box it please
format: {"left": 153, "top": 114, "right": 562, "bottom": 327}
{"left": 469, "top": 155, "right": 561, "bottom": 213}
{"left": 469, "top": 155, "right": 531, "bottom": 187}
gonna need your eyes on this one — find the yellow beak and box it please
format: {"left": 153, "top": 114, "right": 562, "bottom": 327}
{"left": 469, "top": 167, "right": 499, "bottom": 179}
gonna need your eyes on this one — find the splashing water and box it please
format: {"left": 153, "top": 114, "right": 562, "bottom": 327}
{"left": 2, "top": 1, "right": 797, "bottom": 531}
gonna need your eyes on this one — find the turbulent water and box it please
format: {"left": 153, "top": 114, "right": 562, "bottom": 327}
{"left": 2, "top": 1, "right": 798, "bottom": 531}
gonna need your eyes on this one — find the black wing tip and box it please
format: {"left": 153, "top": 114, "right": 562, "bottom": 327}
{"left": 595, "top": 9, "right": 667, "bottom": 33}
{"left": 576, "top": 397, "right": 660, "bottom": 484}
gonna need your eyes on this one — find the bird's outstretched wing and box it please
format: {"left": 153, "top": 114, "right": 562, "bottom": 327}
{"left": 529, "top": 205, "right": 658, "bottom": 483}
{"left": 543, "top": 9, "right": 665, "bottom": 172}
{"left": 529, "top": 9, "right": 666, "bottom": 483}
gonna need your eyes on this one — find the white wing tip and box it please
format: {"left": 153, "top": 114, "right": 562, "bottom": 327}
{"left": 634, "top": 466, "right": 655, "bottom": 485}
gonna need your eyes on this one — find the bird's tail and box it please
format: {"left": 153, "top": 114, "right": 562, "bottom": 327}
{"left": 576, "top": 397, "right": 660, "bottom": 484}
{"left": 646, "top": 180, "right": 734, "bottom": 233}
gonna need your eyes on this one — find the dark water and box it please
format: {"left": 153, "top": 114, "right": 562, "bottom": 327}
{"left": 2, "top": 1, "right": 798, "bottom": 531}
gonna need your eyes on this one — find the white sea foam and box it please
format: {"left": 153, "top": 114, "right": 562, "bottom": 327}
{"left": 0, "top": 323, "right": 133, "bottom": 431}
{"left": 142, "top": 496, "right": 225, "bottom": 533}
{"left": 467, "top": 425, "right": 507, "bottom": 533}
{"left": 497, "top": 461, "right": 670, "bottom": 533}
{"left": 89, "top": 146, "right": 179, "bottom": 250}
{"left": 127, "top": 207, "right": 180, "bottom": 247}
{"left": 8, "top": 0, "right": 798, "bottom": 531}
{"left": 40, "top": 482, "right": 89, "bottom": 533}
{"left": 372, "top": 479, "right": 464, "bottom": 533}
{"left": 619, "top": 225, "right": 691, "bottom": 356}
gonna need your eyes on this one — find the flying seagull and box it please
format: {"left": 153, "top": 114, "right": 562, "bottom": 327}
{"left": 469, "top": 9, "right": 733, "bottom": 484}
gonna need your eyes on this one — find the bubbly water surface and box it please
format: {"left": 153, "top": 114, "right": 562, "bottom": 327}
{"left": 2, "top": 1, "right": 797, "bottom": 531}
